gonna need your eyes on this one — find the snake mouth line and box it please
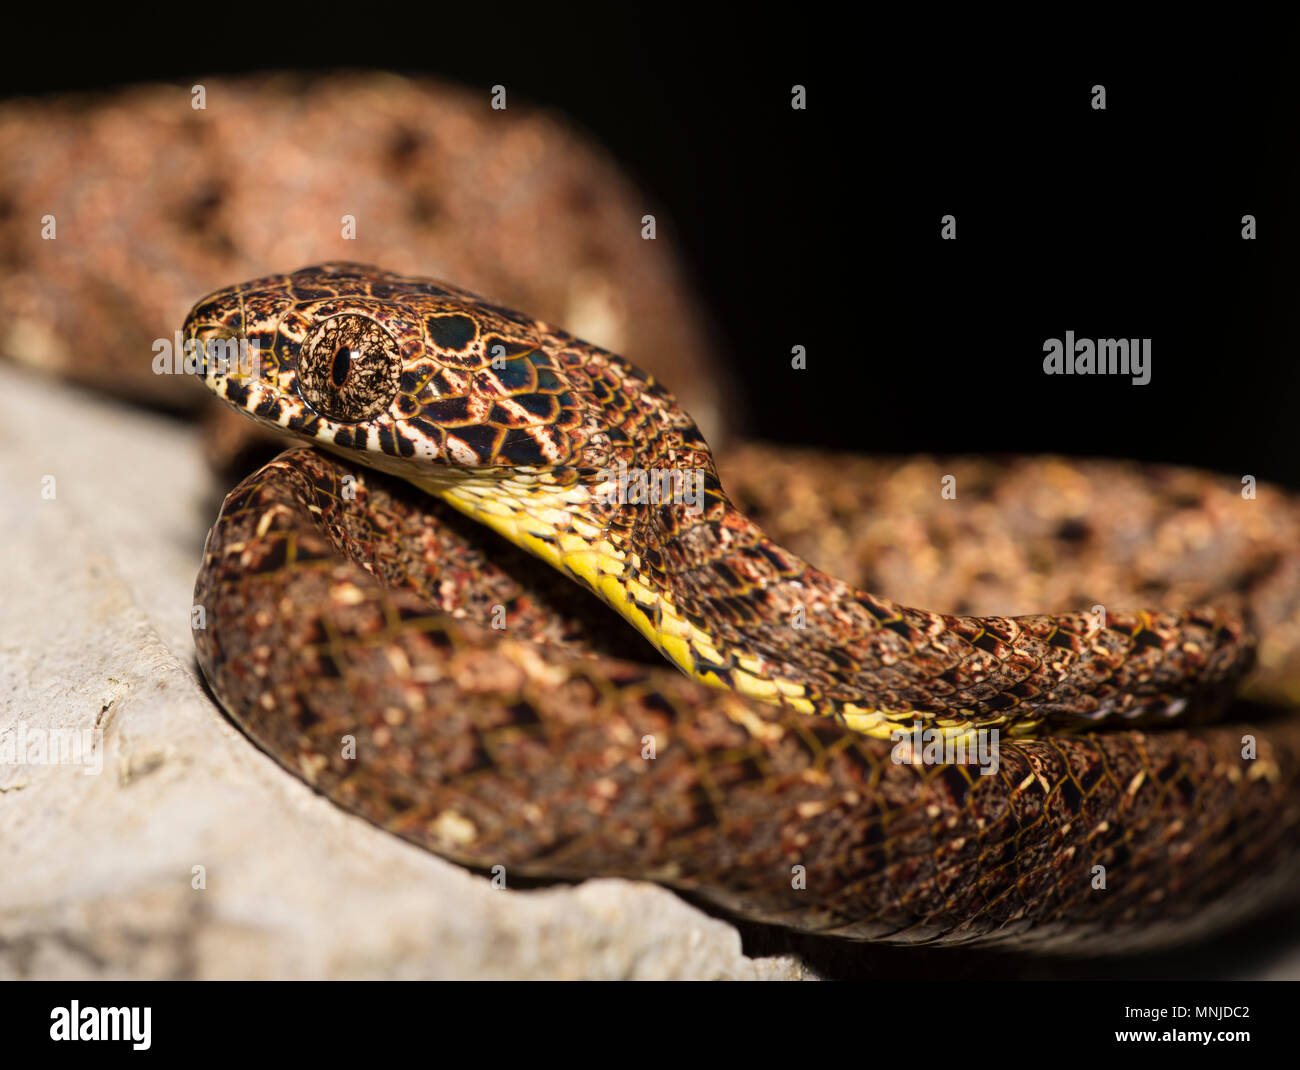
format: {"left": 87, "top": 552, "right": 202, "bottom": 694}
{"left": 199, "top": 356, "right": 452, "bottom": 465}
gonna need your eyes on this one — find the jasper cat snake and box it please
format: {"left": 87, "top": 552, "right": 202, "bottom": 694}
{"left": 187, "top": 262, "right": 1300, "bottom": 952}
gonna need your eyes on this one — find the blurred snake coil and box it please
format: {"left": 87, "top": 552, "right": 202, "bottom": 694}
{"left": 187, "top": 263, "right": 1300, "bottom": 952}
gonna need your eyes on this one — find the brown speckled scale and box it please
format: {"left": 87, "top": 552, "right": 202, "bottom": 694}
{"left": 190, "top": 265, "right": 1300, "bottom": 951}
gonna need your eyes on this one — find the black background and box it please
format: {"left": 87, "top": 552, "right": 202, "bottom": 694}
{"left": 3, "top": 8, "right": 1298, "bottom": 484}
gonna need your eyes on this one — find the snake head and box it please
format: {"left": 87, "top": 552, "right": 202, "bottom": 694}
{"left": 183, "top": 262, "right": 699, "bottom": 475}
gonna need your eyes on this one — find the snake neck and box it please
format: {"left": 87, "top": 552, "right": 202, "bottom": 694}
{"left": 408, "top": 461, "right": 935, "bottom": 736}
{"left": 409, "top": 458, "right": 1253, "bottom": 742}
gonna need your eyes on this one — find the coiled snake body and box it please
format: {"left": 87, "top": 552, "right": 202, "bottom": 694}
{"left": 189, "top": 264, "right": 1300, "bottom": 952}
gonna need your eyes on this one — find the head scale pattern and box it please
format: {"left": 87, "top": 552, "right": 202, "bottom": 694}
{"left": 184, "top": 262, "right": 712, "bottom": 477}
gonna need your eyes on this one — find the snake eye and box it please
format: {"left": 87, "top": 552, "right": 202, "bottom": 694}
{"left": 296, "top": 314, "right": 401, "bottom": 422}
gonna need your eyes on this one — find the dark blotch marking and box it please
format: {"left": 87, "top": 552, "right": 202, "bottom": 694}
{"left": 711, "top": 562, "right": 739, "bottom": 588}
{"left": 506, "top": 701, "right": 542, "bottom": 726}
{"left": 493, "top": 358, "right": 539, "bottom": 392}
{"left": 290, "top": 286, "right": 338, "bottom": 301}
{"left": 1077, "top": 760, "right": 1106, "bottom": 793}
{"left": 488, "top": 404, "right": 523, "bottom": 427}
{"left": 724, "top": 756, "right": 767, "bottom": 785}
{"left": 1132, "top": 629, "right": 1168, "bottom": 651}
{"left": 1055, "top": 518, "right": 1092, "bottom": 544}
{"left": 455, "top": 737, "right": 496, "bottom": 776}
{"left": 421, "top": 396, "right": 472, "bottom": 424}
{"left": 387, "top": 126, "right": 422, "bottom": 167}
{"left": 533, "top": 368, "right": 566, "bottom": 393}
{"left": 407, "top": 416, "right": 445, "bottom": 442}
{"left": 680, "top": 784, "right": 720, "bottom": 833}
{"left": 224, "top": 379, "right": 251, "bottom": 406}
{"left": 824, "top": 647, "right": 858, "bottom": 670}
{"left": 883, "top": 619, "right": 914, "bottom": 640}
{"left": 449, "top": 422, "right": 502, "bottom": 460}
{"left": 426, "top": 313, "right": 478, "bottom": 352}
{"left": 496, "top": 429, "right": 548, "bottom": 465}
{"left": 758, "top": 545, "right": 794, "bottom": 575}
{"left": 254, "top": 395, "right": 284, "bottom": 422}
{"left": 296, "top": 700, "right": 322, "bottom": 729}
{"left": 292, "top": 542, "right": 333, "bottom": 563}
{"left": 1056, "top": 775, "right": 1085, "bottom": 813}
{"left": 483, "top": 336, "right": 536, "bottom": 361}
{"left": 253, "top": 537, "right": 289, "bottom": 574}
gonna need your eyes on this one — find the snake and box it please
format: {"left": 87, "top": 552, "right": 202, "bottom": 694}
{"left": 187, "top": 262, "right": 1300, "bottom": 953}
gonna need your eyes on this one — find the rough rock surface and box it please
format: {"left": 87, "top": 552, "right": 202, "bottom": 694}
{"left": 0, "top": 365, "right": 802, "bottom": 979}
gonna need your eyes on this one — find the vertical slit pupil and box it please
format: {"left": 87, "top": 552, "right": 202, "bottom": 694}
{"left": 331, "top": 346, "right": 354, "bottom": 388}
